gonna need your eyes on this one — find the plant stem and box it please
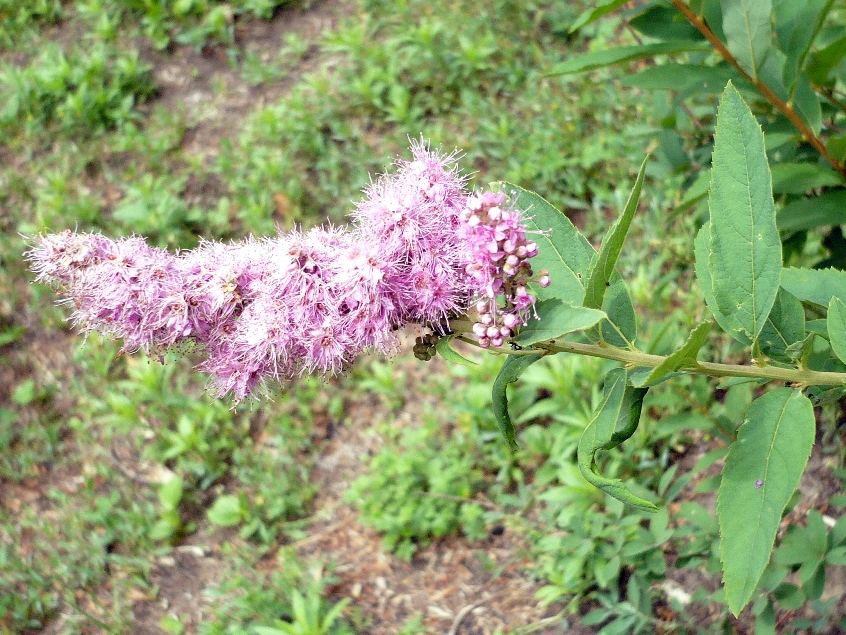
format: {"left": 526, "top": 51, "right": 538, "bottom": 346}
{"left": 532, "top": 339, "right": 846, "bottom": 387}
{"left": 670, "top": 0, "right": 846, "bottom": 180}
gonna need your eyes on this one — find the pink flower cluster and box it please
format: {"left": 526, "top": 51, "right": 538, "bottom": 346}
{"left": 28, "top": 142, "right": 547, "bottom": 400}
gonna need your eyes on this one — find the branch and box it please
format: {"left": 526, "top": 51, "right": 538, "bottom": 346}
{"left": 670, "top": 0, "right": 846, "bottom": 180}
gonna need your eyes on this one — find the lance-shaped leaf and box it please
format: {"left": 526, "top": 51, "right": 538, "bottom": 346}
{"left": 569, "top": 0, "right": 629, "bottom": 33}
{"left": 759, "top": 288, "right": 805, "bottom": 363}
{"left": 515, "top": 299, "right": 606, "bottom": 347}
{"left": 781, "top": 267, "right": 846, "bottom": 309}
{"left": 548, "top": 41, "right": 710, "bottom": 76}
{"left": 720, "top": 0, "right": 773, "bottom": 81}
{"left": 577, "top": 368, "right": 657, "bottom": 512}
{"left": 502, "top": 183, "right": 637, "bottom": 346}
{"left": 643, "top": 321, "right": 712, "bottom": 385}
{"left": 717, "top": 388, "right": 815, "bottom": 616}
{"left": 584, "top": 156, "right": 648, "bottom": 311}
{"left": 708, "top": 83, "right": 782, "bottom": 342}
{"left": 695, "top": 222, "right": 753, "bottom": 345}
{"left": 435, "top": 336, "right": 478, "bottom": 366}
{"left": 827, "top": 297, "right": 846, "bottom": 365}
{"left": 492, "top": 354, "right": 544, "bottom": 450}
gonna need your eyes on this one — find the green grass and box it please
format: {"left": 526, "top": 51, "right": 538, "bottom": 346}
{"left": 4, "top": 0, "right": 845, "bottom": 633}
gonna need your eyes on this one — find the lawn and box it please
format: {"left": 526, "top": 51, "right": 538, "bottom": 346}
{"left": 3, "top": 1, "right": 846, "bottom": 634}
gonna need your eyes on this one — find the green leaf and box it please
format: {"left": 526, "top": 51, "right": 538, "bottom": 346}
{"left": 502, "top": 182, "right": 637, "bottom": 345}
{"left": 777, "top": 189, "right": 846, "bottom": 232}
{"left": 720, "top": 0, "right": 773, "bottom": 81}
{"left": 622, "top": 63, "right": 737, "bottom": 94}
{"left": 708, "top": 83, "right": 782, "bottom": 342}
{"left": 158, "top": 477, "right": 183, "bottom": 511}
{"left": 503, "top": 183, "right": 593, "bottom": 304}
{"left": 435, "top": 336, "right": 477, "bottom": 366}
{"left": 770, "top": 163, "right": 842, "bottom": 195}
{"left": 207, "top": 494, "right": 243, "bottom": 527}
{"left": 758, "top": 288, "right": 805, "bottom": 363}
{"left": 773, "top": 0, "right": 835, "bottom": 93}
{"left": 629, "top": 5, "right": 704, "bottom": 41}
{"left": 569, "top": 0, "right": 630, "bottom": 33}
{"left": 806, "top": 33, "right": 846, "bottom": 85}
{"left": 584, "top": 156, "right": 648, "bottom": 312}
{"left": 644, "top": 321, "right": 711, "bottom": 385}
{"left": 695, "top": 221, "right": 753, "bottom": 345}
{"left": 793, "top": 76, "right": 823, "bottom": 136}
{"left": 491, "top": 354, "right": 544, "bottom": 450}
{"left": 577, "top": 368, "right": 657, "bottom": 512}
{"left": 717, "top": 388, "right": 815, "bottom": 616}
{"left": 827, "top": 297, "right": 846, "bottom": 364}
{"left": 515, "top": 299, "right": 605, "bottom": 346}
{"left": 781, "top": 266, "right": 846, "bottom": 308}
{"left": 547, "top": 41, "right": 710, "bottom": 76}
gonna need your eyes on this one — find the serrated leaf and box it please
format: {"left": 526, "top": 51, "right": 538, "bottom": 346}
{"left": 547, "top": 41, "right": 710, "bottom": 76}
{"left": 781, "top": 267, "right": 846, "bottom": 308}
{"left": 577, "top": 368, "right": 657, "bottom": 512}
{"left": 720, "top": 0, "right": 773, "bottom": 81}
{"left": 503, "top": 183, "right": 593, "bottom": 304}
{"left": 758, "top": 288, "right": 805, "bottom": 363}
{"left": 695, "top": 222, "right": 753, "bottom": 345}
{"left": 584, "top": 156, "right": 648, "bottom": 311}
{"left": 435, "top": 336, "right": 477, "bottom": 366}
{"left": 515, "top": 299, "right": 606, "bottom": 346}
{"left": 644, "top": 321, "right": 712, "bottom": 385}
{"left": 717, "top": 388, "right": 815, "bottom": 616}
{"left": 827, "top": 297, "right": 846, "bottom": 364}
{"left": 569, "top": 0, "right": 629, "bottom": 32}
{"left": 491, "top": 354, "right": 544, "bottom": 450}
{"left": 502, "top": 183, "right": 637, "bottom": 345}
{"left": 777, "top": 189, "right": 846, "bottom": 232}
{"left": 708, "top": 83, "right": 782, "bottom": 342}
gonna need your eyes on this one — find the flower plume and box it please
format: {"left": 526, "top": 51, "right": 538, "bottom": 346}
{"left": 28, "top": 142, "right": 546, "bottom": 400}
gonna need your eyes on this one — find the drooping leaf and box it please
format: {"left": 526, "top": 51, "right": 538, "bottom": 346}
{"left": 577, "top": 368, "right": 657, "bottom": 512}
{"left": 827, "top": 297, "right": 846, "bottom": 365}
{"left": 644, "top": 321, "right": 712, "bottom": 385}
{"left": 758, "top": 288, "right": 805, "bottom": 363}
{"left": 491, "top": 353, "right": 544, "bottom": 450}
{"left": 435, "top": 336, "right": 478, "bottom": 366}
{"left": 695, "top": 221, "right": 753, "bottom": 345}
{"left": 720, "top": 0, "right": 773, "bottom": 81}
{"left": 547, "top": 41, "right": 710, "bottom": 76}
{"left": 770, "top": 163, "right": 842, "bottom": 195}
{"left": 708, "top": 83, "right": 782, "bottom": 342}
{"left": 515, "top": 299, "right": 606, "bottom": 346}
{"left": 777, "top": 190, "right": 846, "bottom": 232}
{"left": 717, "top": 388, "right": 815, "bottom": 615}
{"left": 780, "top": 266, "right": 846, "bottom": 308}
{"left": 569, "top": 0, "right": 630, "bottom": 33}
{"left": 503, "top": 182, "right": 637, "bottom": 346}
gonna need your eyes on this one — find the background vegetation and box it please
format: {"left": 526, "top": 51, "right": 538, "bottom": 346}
{"left": 2, "top": 0, "right": 845, "bottom": 634}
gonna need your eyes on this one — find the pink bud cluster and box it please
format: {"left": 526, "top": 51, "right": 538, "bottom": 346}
{"left": 28, "top": 142, "right": 547, "bottom": 400}
{"left": 459, "top": 191, "right": 549, "bottom": 348}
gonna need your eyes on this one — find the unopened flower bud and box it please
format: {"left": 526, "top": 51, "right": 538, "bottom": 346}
{"left": 538, "top": 274, "right": 550, "bottom": 288}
